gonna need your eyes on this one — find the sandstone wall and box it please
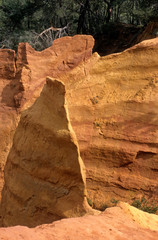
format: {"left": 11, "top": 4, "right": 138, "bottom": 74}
{"left": 0, "top": 49, "right": 18, "bottom": 198}
{"left": 0, "top": 35, "right": 158, "bottom": 215}
{"left": 60, "top": 38, "right": 158, "bottom": 208}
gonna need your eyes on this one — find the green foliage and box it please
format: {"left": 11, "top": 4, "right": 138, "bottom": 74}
{"left": 111, "top": 198, "right": 119, "bottom": 204}
{"left": 87, "top": 198, "right": 93, "bottom": 207}
{"left": 132, "top": 196, "right": 158, "bottom": 214}
{"left": 97, "top": 198, "right": 119, "bottom": 211}
{"left": 0, "top": 0, "right": 157, "bottom": 50}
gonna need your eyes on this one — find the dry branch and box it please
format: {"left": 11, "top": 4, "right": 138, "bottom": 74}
{"left": 32, "top": 24, "right": 69, "bottom": 50}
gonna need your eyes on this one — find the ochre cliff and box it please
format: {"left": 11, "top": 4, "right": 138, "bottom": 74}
{"left": 1, "top": 77, "right": 93, "bottom": 227}
{"left": 59, "top": 38, "right": 158, "bottom": 208}
{"left": 0, "top": 203, "right": 158, "bottom": 240}
{"left": 0, "top": 35, "right": 94, "bottom": 199}
{"left": 0, "top": 49, "right": 17, "bottom": 198}
{"left": 0, "top": 35, "right": 158, "bottom": 215}
{"left": 14, "top": 35, "right": 94, "bottom": 110}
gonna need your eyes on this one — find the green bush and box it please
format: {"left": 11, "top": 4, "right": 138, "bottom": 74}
{"left": 132, "top": 196, "right": 158, "bottom": 214}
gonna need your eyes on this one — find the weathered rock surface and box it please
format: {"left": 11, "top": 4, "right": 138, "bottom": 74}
{"left": 0, "top": 35, "right": 94, "bottom": 199}
{"left": 1, "top": 35, "right": 158, "bottom": 216}
{"left": 15, "top": 35, "right": 94, "bottom": 110}
{"left": 117, "top": 202, "right": 158, "bottom": 231}
{"left": 59, "top": 38, "right": 158, "bottom": 208}
{"left": 0, "top": 203, "right": 158, "bottom": 240}
{"left": 1, "top": 77, "right": 93, "bottom": 227}
{"left": 0, "top": 49, "right": 17, "bottom": 198}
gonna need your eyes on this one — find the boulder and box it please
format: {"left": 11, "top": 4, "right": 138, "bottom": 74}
{"left": 0, "top": 203, "right": 158, "bottom": 240}
{"left": 1, "top": 78, "right": 93, "bottom": 227}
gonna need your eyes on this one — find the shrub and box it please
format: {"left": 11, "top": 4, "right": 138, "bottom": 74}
{"left": 132, "top": 196, "right": 158, "bottom": 214}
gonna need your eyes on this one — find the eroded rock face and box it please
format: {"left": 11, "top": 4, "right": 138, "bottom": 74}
{"left": 0, "top": 35, "right": 94, "bottom": 199}
{"left": 15, "top": 35, "right": 94, "bottom": 110}
{"left": 1, "top": 35, "right": 158, "bottom": 217}
{"left": 1, "top": 78, "right": 92, "bottom": 227}
{"left": 59, "top": 38, "right": 158, "bottom": 208}
{"left": 0, "top": 49, "right": 17, "bottom": 198}
{"left": 0, "top": 203, "right": 158, "bottom": 240}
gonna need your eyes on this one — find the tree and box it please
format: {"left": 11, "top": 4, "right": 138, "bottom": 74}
{"left": 77, "top": 0, "right": 90, "bottom": 33}
{"left": 0, "top": 0, "right": 158, "bottom": 50}
{"left": 0, "top": 0, "right": 44, "bottom": 30}
{"left": 103, "top": 0, "right": 115, "bottom": 23}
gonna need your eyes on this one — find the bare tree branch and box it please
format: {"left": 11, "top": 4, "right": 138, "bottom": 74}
{"left": 0, "top": 24, "right": 70, "bottom": 51}
{"left": 32, "top": 24, "right": 70, "bottom": 50}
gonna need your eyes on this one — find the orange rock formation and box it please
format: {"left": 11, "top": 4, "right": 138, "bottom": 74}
{"left": 0, "top": 35, "right": 158, "bottom": 215}
{"left": 1, "top": 78, "right": 93, "bottom": 227}
{"left": 0, "top": 203, "right": 158, "bottom": 240}
{"left": 0, "top": 49, "right": 17, "bottom": 198}
{"left": 0, "top": 35, "right": 94, "bottom": 198}
{"left": 61, "top": 38, "right": 158, "bottom": 208}
{"left": 15, "top": 35, "right": 94, "bottom": 110}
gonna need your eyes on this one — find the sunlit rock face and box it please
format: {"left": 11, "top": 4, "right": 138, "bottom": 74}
{"left": 0, "top": 35, "right": 94, "bottom": 199}
{"left": 1, "top": 78, "right": 93, "bottom": 227}
{"left": 59, "top": 38, "right": 158, "bottom": 208}
{"left": 0, "top": 35, "right": 158, "bottom": 214}
{"left": 14, "top": 35, "right": 94, "bottom": 110}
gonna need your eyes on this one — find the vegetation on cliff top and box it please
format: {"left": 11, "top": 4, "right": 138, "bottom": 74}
{"left": 0, "top": 0, "right": 158, "bottom": 50}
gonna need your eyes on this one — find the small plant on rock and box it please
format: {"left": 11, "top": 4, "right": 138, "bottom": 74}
{"left": 87, "top": 198, "right": 93, "bottom": 207}
{"left": 111, "top": 198, "right": 119, "bottom": 205}
{"left": 132, "top": 196, "right": 158, "bottom": 214}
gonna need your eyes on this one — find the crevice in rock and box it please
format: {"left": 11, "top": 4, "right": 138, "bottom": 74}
{"left": 136, "top": 151, "right": 157, "bottom": 160}
{"left": 120, "top": 161, "right": 133, "bottom": 168}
